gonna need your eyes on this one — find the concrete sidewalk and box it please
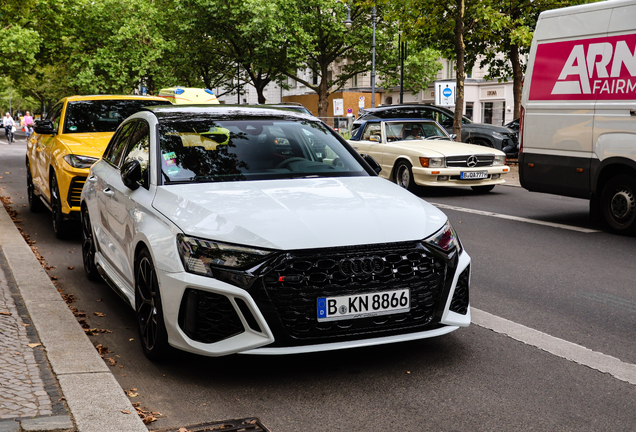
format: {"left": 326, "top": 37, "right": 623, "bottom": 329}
{"left": 0, "top": 169, "right": 147, "bottom": 431}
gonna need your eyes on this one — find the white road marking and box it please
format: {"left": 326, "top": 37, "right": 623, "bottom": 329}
{"left": 472, "top": 308, "right": 636, "bottom": 385}
{"left": 430, "top": 202, "right": 601, "bottom": 233}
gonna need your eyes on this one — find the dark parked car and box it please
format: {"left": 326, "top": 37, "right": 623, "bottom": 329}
{"left": 353, "top": 104, "right": 518, "bottom": 158}
{"left": 505, "top": 118, "right": 519, "bottom": 133}
{"left": 262, "top": 102, "right": 313, "bottom": 116}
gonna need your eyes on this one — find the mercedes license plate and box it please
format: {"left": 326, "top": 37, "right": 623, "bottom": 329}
{"left": 317, "top": 289, "right": 410, "bottom": 322}
{"left": 460, "top": 170, "right": 488, "bottom": 180}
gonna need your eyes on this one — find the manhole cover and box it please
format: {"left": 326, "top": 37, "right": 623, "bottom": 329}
{"left": 152, "top": 417, "right": 270, "bottom": 432}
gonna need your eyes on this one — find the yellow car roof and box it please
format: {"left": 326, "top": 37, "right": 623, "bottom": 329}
{"left": 61, "top": 95, "right": 168, "bottom": 103}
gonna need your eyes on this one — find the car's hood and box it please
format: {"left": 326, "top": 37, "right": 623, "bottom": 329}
{"left": 356, "top": 140, "right": 506, "bottom": 157}
{"left": 463, "top": 123, "right": 514, "bottom": 134}
{"left": 152, "top": 177, "right": 447, "bottom": 250}
{"left": 57, "top": 132, "right": 114, "bottom": 158}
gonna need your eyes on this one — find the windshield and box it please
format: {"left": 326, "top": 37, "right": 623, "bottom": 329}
{"left": 385, "top": 121, "right": 449, "bottom": 142}
{"left": 158, "top": 117, "right": 368, "bottom": 183}
{"left": 63, "top": 100, "right": 168, "bottom": 133}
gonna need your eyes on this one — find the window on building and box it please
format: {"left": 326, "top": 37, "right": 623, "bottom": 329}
{"left": 465, "top": 102, "right": 474, "bottom": 120}
{"left": 481, "top": 101, "right": 506, "bottom": 125}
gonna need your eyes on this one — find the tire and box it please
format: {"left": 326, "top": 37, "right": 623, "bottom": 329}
{"left": 395, "top": 161, "right": 416, "bottom": 192}
{"left": 26, "top": 162, "right": 45, "bottom": 213}
{"left": 600, "top": 174, "right": 636, "bottom": 235}
{"left": 81, "top": 206, "right": 100, "bottom": 281}
{"left": 471, "top": 185, "right": 495, "bottom": 194}
{"left": 135, "top": 249, "right": 170, "bottom": 360}
{"left": 50, "top": 173, "right": 71, "bottom": 239}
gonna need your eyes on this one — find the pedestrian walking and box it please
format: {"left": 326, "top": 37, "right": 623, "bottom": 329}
{"left": 22, "top": 111, "right": 34, "bottom": 138}
{"left": 3, "top": 112, "right": 15, "bottom": 144}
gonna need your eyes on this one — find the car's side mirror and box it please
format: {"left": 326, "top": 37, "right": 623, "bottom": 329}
{"left": 448, "top": 133, "right": 457, "bottom": 140}
{"left": 33, "top": 120, "right": 55, "bottom": 135}
{"left": 121, "top": 159, "right": 142, "bottom": 190}
{"left": 360, "top": 153, "right": 382, "bottom": 175}
{"left": 370, "top": 134, "right": 381, "bottom": 143}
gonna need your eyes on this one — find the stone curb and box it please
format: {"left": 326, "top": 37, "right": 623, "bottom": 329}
{"left": 0, "top": 204, "right": 147, "bottom": 432}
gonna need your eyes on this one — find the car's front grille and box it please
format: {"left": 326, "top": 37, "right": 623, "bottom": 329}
{"left": 261, "top": 242, "right": 448, "bottom": 340}
{"left": 446, "top": 155, "right": 494, "bottom": 168}
{"left": 67, "top": 176, "right": 86, "bottom": 208}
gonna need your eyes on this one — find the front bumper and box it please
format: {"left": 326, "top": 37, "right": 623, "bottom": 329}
{"left": 155, "top": 241, "right": 472, "bottom": 357}
{"left": 412, "top": 165, "right": 509, "bottom": 187}
{"left": 56, "top": 164, "right": 89, "bottom": 215}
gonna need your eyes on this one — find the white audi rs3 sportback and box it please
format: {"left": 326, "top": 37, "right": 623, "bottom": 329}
{"left": 81, "top": 105, "right": 471, "bottom": 359}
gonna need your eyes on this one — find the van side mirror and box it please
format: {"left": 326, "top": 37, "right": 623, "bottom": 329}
{"left": 360, "top": 154, "right": 382, "bottom": 175}
{"left": 33, "top": 120, "right": 55, "bottom": 135}
{"left": 121, "top": 159, "right": 142, "bottom": 190}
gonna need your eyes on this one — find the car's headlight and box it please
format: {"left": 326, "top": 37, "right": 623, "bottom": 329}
{"left": 177, "top": 234, "right": 273, "bottom": 276}
{"left": 419, "top": 157, "right": 444, "bottom": 168}
{"left": 491, "top": 132, "right": 504, "bottom": 140}
{"left": 424, "top": 221, "right": 462, "bottom": 254}
{"left": 493, "top": 155, "right": 506, "bottom": 166}
{"left": 63, "top": 154, "right": 99, "bottom": 169}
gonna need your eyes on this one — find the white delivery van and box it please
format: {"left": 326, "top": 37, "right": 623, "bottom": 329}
{"left": 519, "top": 0, "right": 636, "bottom": 234}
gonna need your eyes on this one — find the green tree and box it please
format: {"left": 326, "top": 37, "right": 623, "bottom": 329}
{"left": 476, "top": 0, "right": 594, "bottom": 120}
{"left": 387, "top": 0, "right": 492, "bottom": 139}
{"left": 180, "top": 0, "right": 304, "bottom": 104}
{"left": 281, "top": 0, "right": 385, "bottom": 118}
{"left": 376, "top": 39, "right": 442, "bottom": 97}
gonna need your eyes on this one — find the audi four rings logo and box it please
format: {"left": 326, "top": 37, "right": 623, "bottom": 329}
{"left": 467, "top": 155, "right": 478, "bottom": 167}
{"left": 339, "top": 257, "right": 385, "bottom": 276}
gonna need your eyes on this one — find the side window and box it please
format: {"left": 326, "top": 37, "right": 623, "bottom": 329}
{"left": 362, "top": 123, "right": 381, "bottom": 140}
{"left": 46, "top": 104, "right": 63, "bottom": 132}
{"left": 122, "top": 121, "right": 151, "bottom": 189}
{"left": 438, "top": 112, "right": 454, "bottom": 128}
{"left": 104, "top": 122, "right": 136, "bottom": 167}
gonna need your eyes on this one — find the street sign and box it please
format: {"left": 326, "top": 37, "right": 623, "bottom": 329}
{"left": 435, "top": 82, "right": 456, "bottom": 107}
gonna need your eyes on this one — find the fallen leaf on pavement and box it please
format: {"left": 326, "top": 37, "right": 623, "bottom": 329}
{"left": 121, "top": 410, "right": 131, "bottom": 414}
{"left": 0, "top": 311, "right": 10, "bottom": 316}
{"left": 68, "top": 266, "right": 74, "bottom": 270}
{"left": 125, "top": 389, "right": 139, "bottom": 398}
{"left": 27, "top": 343, "right": 41, "bottom": 348}
{"left": 94, "top": 312, "right": 106, "bottom": 317}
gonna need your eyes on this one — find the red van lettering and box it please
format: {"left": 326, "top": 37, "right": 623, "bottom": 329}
{"left": 530, "top": 34, "right": 636, "bottom": 101}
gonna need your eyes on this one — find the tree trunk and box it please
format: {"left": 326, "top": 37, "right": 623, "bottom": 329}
{"left": 453, "top": 0, "right": 465, "bottom": 142}
{"left": 317, "top": 66, "right": 330, "bottom": 118}
{"left": 511, "top": 44, "right": 523, "bottom": 120}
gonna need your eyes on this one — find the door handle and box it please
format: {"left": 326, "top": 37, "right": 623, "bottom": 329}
{"left": 352, "top": 146, "right": 359, "bottom": 149}
{"left": 103, "top": 188, "right": 114, "bottom": 195}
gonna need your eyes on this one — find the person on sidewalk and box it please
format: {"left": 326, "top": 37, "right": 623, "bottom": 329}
{"left": 22, "top": 111, "right": 34, "bottom": 138}
{"left": 3, "top": 112, "right": 15, "bottom": 143}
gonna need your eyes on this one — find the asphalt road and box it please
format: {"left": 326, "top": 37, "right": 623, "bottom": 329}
{"left": 1, "top": 139, "right": 635, "bottom": 431}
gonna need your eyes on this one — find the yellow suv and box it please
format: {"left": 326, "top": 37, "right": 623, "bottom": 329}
{"left": 26, "top": 95, "right": 169, "bottom": 238}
